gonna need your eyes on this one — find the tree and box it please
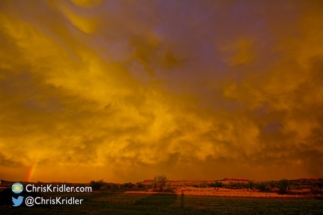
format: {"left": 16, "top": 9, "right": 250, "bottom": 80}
{"left": 199, "top": 182, "right": 208, "bottom": 188}
{"left": 136, "top": 182, "right": 144, "bottom": 188}
{"left": 256, "top": 182, "right": 270, "bottom": 191}
{"left": 123, "top": 182, "right": 135, "bottom": 188}
{"left": 278, "top": 179, "right": 291, "bottom": 194}
{"left": 247, "top": 181, "right": 255, "bottom": 189}
{"left": 215, "top": 181, "right": 224, "bottom": 188}
{"left": 152, "top": 175, "right": 168, "bottom": 192}
{"left": 90, "top": 179, "right": 104, "bottom": 190}
{"left": 315, "top": 180, "right": 323, "bottom": 191}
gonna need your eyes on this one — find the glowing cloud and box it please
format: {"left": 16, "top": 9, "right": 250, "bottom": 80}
{"left": 0, "top": 0, "right": 322, "bottom": 183}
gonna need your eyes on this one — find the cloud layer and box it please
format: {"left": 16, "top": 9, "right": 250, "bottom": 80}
{"left": 1, "top": 0, "right": 323, "bottom": 182}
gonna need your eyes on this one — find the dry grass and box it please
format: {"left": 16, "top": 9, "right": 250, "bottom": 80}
{"left": 125, "top": 186, "right": 318, "bottom": 199}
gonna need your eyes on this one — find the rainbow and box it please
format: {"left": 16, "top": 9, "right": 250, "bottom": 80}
{"left": 26, "top": 162, "right": 37, "bottom": 182}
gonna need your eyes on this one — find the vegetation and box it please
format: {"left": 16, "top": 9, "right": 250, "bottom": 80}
{"left": 49, "top": 178, "right": 323, "bottom": 196}
{"left": 136, "top": 182, "right": 144, "bottom": 188}
{"left": 199, "top": 182, "right": 209, "bottom": 188}
{"left": 2, "top": 178, "right": 323, "bottom": 215}
{"left": 256, "top": 182, "right": 271, "bottom": 192}
{"left": 152, "top": 175, "right": 168, "bottom": 191}
{"left": 314, "top": 180, "right": 323, "bottom": 190}
{"left": 311, "top": 180, "right": 323, "bottom": 195}
{"left": 90, "top": 179, "right": 105, "bottom": 190}
{"left": 122, "top": 182, "right": 135, "bottom": 188}
{"left": 278, "top": 179, "right": 291, "bottom": 194}
{"left": 247, "top": 181, "right": 255, "bottom": 189}
{"left": 214, "top": 181, "right": 224, "bottom": 187}
{"left": 2, "top": 191, "right": 323, "bottom": 215}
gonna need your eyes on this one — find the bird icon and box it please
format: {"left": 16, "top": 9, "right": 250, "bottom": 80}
{"left": 12, "top": 196, "right": 24, "bottom": 207}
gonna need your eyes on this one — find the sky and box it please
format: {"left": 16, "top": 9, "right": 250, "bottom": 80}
{"left": 0, "top": 0, "right": 323, "bottom": 183}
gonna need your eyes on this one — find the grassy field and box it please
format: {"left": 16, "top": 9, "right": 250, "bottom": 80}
{"left": 1, "top": 189, "right": 323, "bottom": 215}
{"left": 127, "top": 187, "right": 318, "bottom": 198}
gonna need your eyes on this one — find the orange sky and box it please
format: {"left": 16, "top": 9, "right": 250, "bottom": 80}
{"left": 1, "top": 0, "right": 323, "bottom": 183}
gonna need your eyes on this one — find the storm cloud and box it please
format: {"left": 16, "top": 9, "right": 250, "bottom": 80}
{"left": 0, "top": 0, "right": 323, "bottom": 182}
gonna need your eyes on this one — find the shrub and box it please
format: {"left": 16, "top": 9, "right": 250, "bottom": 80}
{"left": 228, "top": 182, "right": 246, "bottom": 189}
{"left": 123, "top": 182, "right": 135, "bottom": 188}
{"left": 110, "top": 184, "right": 119, "bottom": 189}
{"left": 247, "top": 181, "right": 255, "bottom": 189}
{"left": 210, "top": 181, "right": 224, "bottom": 188}
{"left": 199, "top": 183, "right": 208, "bottom": 188}
{"left": 90, "top": 179, "right": 104, "bottom": 190}
{"left": 136, "top": 182, "right": 144, "bottom": 188}
{"left": 152, "top": 175, "right": 168, "bottom": 192}
{"left": 256, "top": 182, "right": 270, "bottom": 191}
{"left": 235, "top": 182, "right": 245, "bottom": 189}
{"left": 227, "top": 182, "right": 234, "bottom": 188}
{"left": 311, "top": 186, "right": 320, "bottom": 195}
{"left": 215, "top": 181, "right": 224, "bottom": 187}
{"left": 209, "top": 183, "right": 216, "bottom": 187}
{"left": 278, "top": 179, "right": 290, "bottom": 194}
{"left": 268, "top": 181, "right": 279, "bottom": 189}
{"left": 164, "top": 182, "right": 174, "bottom": 192}
{"left": 314, "top": 180, "right": 323, "bottom": 190}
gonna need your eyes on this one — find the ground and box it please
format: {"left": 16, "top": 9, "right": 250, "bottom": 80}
{"left": 1, "top": 187, "right": 323, "bottom": 215}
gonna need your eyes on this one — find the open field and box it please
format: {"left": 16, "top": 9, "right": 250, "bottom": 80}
{"left": 1, "top": 188, "right": 323, "bottom": 215}
{"left": 126, "top": 187, "right": 322, "bottom": 199}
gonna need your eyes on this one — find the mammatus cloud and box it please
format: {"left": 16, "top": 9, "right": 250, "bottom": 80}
{"left": 0, "top": 0, "right": 323, "bottom": 182}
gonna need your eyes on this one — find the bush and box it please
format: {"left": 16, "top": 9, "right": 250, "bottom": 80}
{"left": 209, "top": 183, "right": 216, "bottom": 187}
{"left": 90, "top": 179, "right": 104, "bottom": 190}
{"left": 152, "top": 175, "right": 168, "bottom": 191}
{"left": 110, "top": 184, "right": 119, "bottom": 189}
{"left": 278, "top": 179, "right": 290, "bottom": 194}
{"left": 164, "top": 182, "right": 174, "bottom": 192}
{"left": 268, "top": 181, "right": 279, "bottom": 189}
{"left": 247, "top": 181, "right": 255, "bottom": 189}
{"left": 314, "top": 180, "right": 323, "bottom": 190}
{"left": 210, "top": 181, "right": 224, "bottom": 188}
{"left": 235, "top": 182, "right": 245, "bottom": 189}
{"left": 256, "top": 182, "right": 270, "bottom": 191}
{"left": 215, "top": 181, "right": 224, "bottom": 187}
{"left": 136, "top": 182, "right": 144, "bottom": 188}
{"left": 228, "top": 182, "right": 246, "bottom": 189}
{"left": 122, "top": 182, "right": 135, "bottom": 188}
{"left": 199, "top": 183, "right": 208, "bottom": 188}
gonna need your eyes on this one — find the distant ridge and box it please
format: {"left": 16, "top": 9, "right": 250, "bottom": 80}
{"left": 142, "top": 178, "right": 251, "bottom": 184}
{"left": 143, "top": 180, "right": 217, "bottom": 183}
{"left": 143, "top": 178, "right": 323, "bottom": 184}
